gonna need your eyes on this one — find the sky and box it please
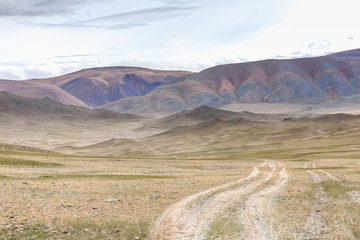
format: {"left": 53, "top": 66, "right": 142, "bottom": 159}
{"left": 0, "top": 0, "right": 359, "bottom": 80}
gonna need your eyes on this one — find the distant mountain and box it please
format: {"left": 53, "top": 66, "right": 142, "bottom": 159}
{"left": 102, "top": 49, "right": 360, "bottom": 114}
{"left": 329, "top": 48, "right": 360, "bottom": 58}
{"left": 28, "top": 67, "right": 192, "bottom": 107}
{"left": 2, "top": 49, "right": 360, "bottom": 114}
{"left": 0, "top": 80, "right": 89, "bottom": 108}
{"left": 164, "top": 105, "right": 242, "bottom": 121}
{"left": 0, "top": 91, "right": 138, "bottom": 121}
{"left": 101, "top": 79, "right": 228, "bottom": 114}
{"left": 158, "top": 105, "right": 285, "bottom": 125}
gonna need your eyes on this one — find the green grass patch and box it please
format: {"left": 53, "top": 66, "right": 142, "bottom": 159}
{"left": 0, "top": 223, "right": 56, "bottom": 240}
{"left": 206, "top": 210, "right": 240, "bottom": 240}
{"left": 0, "top": 220, "right": 149, "bottom": 240}
{"left": 351, "top": 223, "right": 360, "bottom": 239}
{"left": 0, "top": 175, "right": 18, "bottom": 180}
{"left": 321, "top": 180, "right": 353, "bottom": 198}
{"left": 37, "top": 174, "right": 171, "bottom": 180}
{"left": 289, "top": 159, "right": 311, "bottom": 162}
{"left": 318, "top": 167, "right": 349, "bottom": 170}
{"left": 0, "top": 157, "right": 62, "bottom": 167}
{"left": 61, "top": 220, "right": 149, "bottom": 240}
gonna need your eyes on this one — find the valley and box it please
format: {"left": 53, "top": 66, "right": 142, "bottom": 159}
{"left": 1, "top": 49, "right": 360, "bottom": 239}
{"left": 1, "top": 95, "right": 360, "bottom": 239}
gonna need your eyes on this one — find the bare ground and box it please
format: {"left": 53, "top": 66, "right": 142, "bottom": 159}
{"left": 149, "top": 160, "right": 289, "bottom": 240}
{"left": 300, "top": 165, "right": 331, "bottom": 239}
{"left": 240, "top": 161, "right": 288, "bottom": 240}
{"left": 149, "top": 161, "right": 267, "bottom": 239}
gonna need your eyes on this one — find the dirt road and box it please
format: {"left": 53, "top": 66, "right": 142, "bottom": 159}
{"left": 149, "top": 160, "right": 288, "bottom": 240}
{"left": 240, "top": 162, "right": 288, "bottom": 240}
{"left": 301, "top": 163, "right": 331, "bottom": 239}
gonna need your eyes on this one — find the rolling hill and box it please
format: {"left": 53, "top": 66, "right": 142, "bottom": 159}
{"left": 0, "top": 91, "right": 144, "bottom": 150}
{"left": 1, "top": 49, "right": 360, "bottom": 115}
{"left": 65, "top": 111, "right": 360, "bottom": 156}
{"left": 27, "top": 66, "right": 192, "bottom": 107}
{"left": 151, "top": 105, "right": 284, "bottom": 128}
{"left": 102, "top": 49, "right": 360, "bottom": 114}
{"left": 0, "top": 91, "right": 138, "bottom": 121}
{"left": 0, "top": 80, "right": 89, "bottom": 108}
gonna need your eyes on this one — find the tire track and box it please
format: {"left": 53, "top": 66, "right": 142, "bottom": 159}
{"left": 318, "top": 170, "right": 340, "bottom": 182}
{"left": 240, "top": 161, "right": 288, "bottom": 240}
{"left": 300, "top": 164, "right": 331, "bottom": 239}
{"left": 149, "top": 160, "right": 273, "bottom": 240}
{"left": 130, "top": 131, "right": 161, "bottom": 155}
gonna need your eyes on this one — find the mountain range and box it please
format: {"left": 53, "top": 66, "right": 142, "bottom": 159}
{"left": 0, "top": 91, "right": 137, "bottom": 120}
{"left": 1, "top": 48, "right": 360, "bottom": 115}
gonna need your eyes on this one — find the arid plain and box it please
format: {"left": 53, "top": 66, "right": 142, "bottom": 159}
{"left": 0, "top": 92, "right": 360, "bottom": 239}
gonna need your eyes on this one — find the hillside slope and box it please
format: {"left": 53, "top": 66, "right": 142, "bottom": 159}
{"left": 0, "top": 91, "right": 137, "bottom": 120}
{"left": 102, "top": 49, "right": 360, "bottom": 114}
{"left": 0, "top": 80, "right": 89, "bottom": 108}
{"left": 28, "top": 66, "right": 192, "bottom": 107}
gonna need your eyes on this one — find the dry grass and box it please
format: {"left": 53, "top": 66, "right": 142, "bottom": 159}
{"left": 0, "top": 150, "right": 253, "bottom": 239}
{"left": 1, "top": 112, "right": 360, "bottom": 239}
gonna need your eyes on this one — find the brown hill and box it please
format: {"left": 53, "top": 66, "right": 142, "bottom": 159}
{"left": 152, "top": 105, "right": 275, "bottom": 128}
{"left": 28, "top": 66, "right": 192, "bottom": 107}
{"left": 68, "top": 110, "right": 360, "bottom": 156}
{"left": 0, "top": 80, "right": 89, "bottom": 108}
{"left": 0, "top": 91, "right": 138, "bottom": 121}
{"left": 102, "top": 49, "right": 360, "bottom": 114}
{"left": 162, "top": 105, "right": 243, "bottom": 122}
{"left": 0, "top": 91, "right": 145, "bottom": 151}
{"left": 329, "top": 48, "right": 360, "bottom": 58}
{"left": 187, "top": 54, "right": 360, "bottom": 103}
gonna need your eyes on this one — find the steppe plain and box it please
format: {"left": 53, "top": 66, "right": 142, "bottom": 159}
{"left": 0, "top": 95, "right": 360, "bottom": 239}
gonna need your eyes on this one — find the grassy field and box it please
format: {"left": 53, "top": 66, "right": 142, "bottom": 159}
{"left": 0, "top": 112, "right": 360, "bottom": 239}
{"left": 1, "top": 142, "right": 359, "bottom": 239}
{"left": 0, "top": 149, "right": 256, "bottom": 239}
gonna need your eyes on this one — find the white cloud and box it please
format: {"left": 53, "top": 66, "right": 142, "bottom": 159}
{"left": 0, "top": 0, "right": 99, "bottom": 16}
{"left": 0, "top": 0, "right": 359, "bottom": 79}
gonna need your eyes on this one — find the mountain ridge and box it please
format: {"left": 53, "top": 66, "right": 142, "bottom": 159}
{"left": 0, "top": 91, "right": 138, "bottom": 121}
{"left": 0, "top": 80, "right": 90, "bottom": 108}
{"left": 27, "top": 66, "right": 193, "bottom": 107}
{"left": 1, "top": 49, "right": 360, "bottom": 114}
{"left": 102, "top": 49, "right": 360, "bottom": 114}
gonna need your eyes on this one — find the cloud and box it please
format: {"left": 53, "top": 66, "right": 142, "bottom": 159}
{"left": 82, "top": 6, "right": 198, "bottom": 24}
{"left": 21, "top": 5, "right": 197, "bottom": 29}
{"left": 0, "top": 64, "right": 53, "bottom": 80}
{"left": 0, "top": 69, "right": 23, "bottom": 80}
{"left": 108, "top": 23, "right": 149, "bottom": 29}
{"left": 0, "top": 0, "right": 97, "bottom": 16}
{"left": 21, "top": 20, "right": 147, "bottom": 30}
{"left": 308, "top": 40, "right": 332, "bottom": 50}
{"left": 54, "top": 54, "right": 99, "bottom": 59}
{"left": 274, "top": 55, "right": 287, "bottom": 59}
{"left": 153, "top": 0, "right": 194, "bottom": 5}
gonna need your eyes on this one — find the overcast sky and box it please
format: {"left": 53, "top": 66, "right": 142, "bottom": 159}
{"left": 0, "top": 0, "right": 359, "bottom": 80}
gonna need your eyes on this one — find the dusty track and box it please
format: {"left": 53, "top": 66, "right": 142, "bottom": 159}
{"left": 149, "top": 160, "right": 288, "bottom": 240}
{"left": 131, "top": 131, "right": 161, "bottom": 155}
{"left": 300, "top": 163, "right": 331, "bottom": 239}
{"left": 240, "top": 162, "right": 288, "bottom": 240}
